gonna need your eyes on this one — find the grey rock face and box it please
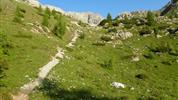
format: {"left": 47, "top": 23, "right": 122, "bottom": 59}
{"left": 115, "top": 30, "right": 133, "bottom": 40}
{"left": 66, "top": 12, "right": 103, "bottom": 26}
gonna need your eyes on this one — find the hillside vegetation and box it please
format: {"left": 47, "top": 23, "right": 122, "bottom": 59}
{"left": 0, "top": 0, "right": 178, "bottom": 100}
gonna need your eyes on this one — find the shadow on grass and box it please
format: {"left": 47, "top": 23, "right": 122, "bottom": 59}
{"left": 38, "top": 78, "right": 127, "bottom": 100}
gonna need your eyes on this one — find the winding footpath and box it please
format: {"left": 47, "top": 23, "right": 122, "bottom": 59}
{"left": 12, "top": 32, "right": 79, "bottom": 100}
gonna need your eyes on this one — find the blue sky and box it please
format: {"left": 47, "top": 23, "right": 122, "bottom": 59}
{"left": 39, "top": 0, "right": 169, "bottom": 17}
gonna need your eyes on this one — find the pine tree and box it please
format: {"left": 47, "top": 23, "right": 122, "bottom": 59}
{"left": 42, "top": 13, "right": 49, "bottom": 27}
{"left": 13, "top": 6, "right": 25, "bottom": 23}
{"left": 53, "top": 15, "right": 66, "bottom": 38}
{"left": 147, "top": 11, "right": 156, "bottom": 26}
{"left": 107, "top": 13, "right": 112, "bottom": 22}
{"left": 37, "top": 5, "right": 43, "bottom": 15}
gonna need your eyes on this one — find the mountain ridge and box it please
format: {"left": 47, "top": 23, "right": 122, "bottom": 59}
{"left": 15, "top": 0, "right": 103, "bottom": 26}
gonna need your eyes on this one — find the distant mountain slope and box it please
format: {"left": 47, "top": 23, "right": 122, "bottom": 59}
{"left": 15, "top": 0, "right": 103, "bottom": 26}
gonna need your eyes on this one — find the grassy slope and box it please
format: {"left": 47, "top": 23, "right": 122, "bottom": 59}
{"left": 0, "top": 0, "right": 75, "bottom": 97}
{"left": 30, "top": 27, "right": 178, "bottom": 99}
{"left": 31, "top": 22, "right": 178, "bottom": 100}
{"left": 0, "top": 0, "right": 178, "bottom": 100}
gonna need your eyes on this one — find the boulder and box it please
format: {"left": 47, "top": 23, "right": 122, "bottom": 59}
{"left": 115, "top": 30, "right": 133, "bottom": 40}
{"left": 111, "top": 82, "right": 125, "bottom": 89}
{"left": 66, "top": 12, "right": 103, "bottom": 26}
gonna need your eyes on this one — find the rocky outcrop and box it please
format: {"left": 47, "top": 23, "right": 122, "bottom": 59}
{"left": 66, "top": 12, "right": 103, "bottom": 26}
{"left": 160, "top": 0, "right": 178, "bottom": 15}
{"left": 16, "top": 0, "right": 103, "bottom": 26}
{"left": 114, "top": 30, "right": 133, "bottom": 40}
{"left": 16, "top": 0, "right": 40, "bottom": 7}
{"left": 117, "top": 11, "right": 147, "bottom": 20}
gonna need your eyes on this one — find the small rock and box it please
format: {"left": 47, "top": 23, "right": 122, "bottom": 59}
{"left": 25, "top": 75, "right": 29, "bottom": 78}
{"left": 111, "top": 82, "right": 125, "bottom": 88}
{"left": 116, "top": 30, "right": 133, "bottom": 40}
{"left": 156, "top": 34, "right": 162, "bottom": 38}
{"left": 130, "top": 87, "right": 135, "bottom": 90}
{"left": 132, "top": 56, "right": 140, "bottom": 62}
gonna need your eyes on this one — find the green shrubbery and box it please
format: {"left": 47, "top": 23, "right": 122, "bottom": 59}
{"left": 0, "top": 31, "right": 9, "bottom": 87}
{"left": 52, "top": 15, "right": 66, "bottom": 38}
{"left": 100, "top": 35, "right": 112, "bottom": 42}
{"left": 79, "top": 33, "right": 85, "bottom": 39}
{"left": 139, "top": 26, "right": 152, "bottom": 36}
{"left": 36, "top": 5, "right": 43, "bottom": 16}
{"left": 135, "top": 73, "right": 148, "bottom": 80}
{"left": 0, "top": 7, "right": 2, "bottom": 13}
{"left": 146, "top": 11, "right": 156, "bottom": 26}
{"left": 149, "top": 42, "right": 175, "bottom": 54}
{"left": 99, "top": 13, "right": 113, "bottom": 27}
{"left": 42, "top": 7, "right": 51, "bottom": 27}
{"left": 78, "top": 21, "right": 87, "bottom": 27}
{"left": 100, "top": 59, "right": 113, "bottom": 68}
{"left": 13, "top": 6, "right": 26, "bottom": 23}
{"left": 108, "top": 28, "right": 117, "bottom": 33}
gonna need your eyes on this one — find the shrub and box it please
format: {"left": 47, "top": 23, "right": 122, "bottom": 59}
{"left": 146, "top": 11, "right": 156, "bottom": 26}
{"left": 121, "top": 17, "right": 137, "bottom": 29}
{"left": 42, "top": 13, "right": 49, "bottom": 27}
{"left": 107, "top": 13, "right": 112, "bottom": 22}
{"left": 101, "top": 59, "right": 113, "bottom": 68}
{"left": 99, "top": 19, "right": 108, "bottom": 26}
{"left": 150, "top": 42, "right": 174, "bottom": 54}
{"left": 100, "top": 35, "right": 112, "bottom": 42}
{"left": 42, "top": 7, "right": 52, "bottom": 27}
{"left": 135, "top": 73, "right": 148, "bottom": 80}
{"left": 79, "top": 33, "right": 85, "bottom": 39}
{"left": 44, "top": 7, "right": 51, "bottom": 17}
{"left": 143, "top": 52, "right": 154, "bottom": 59}
{"left": 139, "top": 26, "right": 152, "bottom": 36}
{"left": 53, "top": 15, "right": 66, "bottom": 38}
{"left": 0, "top": 32, "right": 9, "bottom": 86}
{"left": 37, "top": 5, "right": 43, "bottom": 15}
{"left": 99, "top": 13, "right": 113, "bottom": 27}
{"left": 0, "top": 59, "right": 8, "bottom": 78}
{"left": 108, "top": 28, "right": 117, "bottom": 33}
{"left": 78, "top": 21, "right": 87, "bottom": 27}
{"left": 13, "top": 6, "right": 25, "bottom": 23}
{"left": 0, "top": 8, "right": 2, "bottom": 12}
{"left": 161, "top": 60, "right": 173, "bottom": 65}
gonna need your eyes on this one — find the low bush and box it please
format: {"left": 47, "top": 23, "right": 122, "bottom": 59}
{"left": 99, "top": 19, "right": 109, "bottom": 26}
{"left": 139, "top": 26, "right": 152, "bottom": 36}
{"left": 146, "top": 11, "right": 156, "bottom": 26}
{"left": 108, "top": 28, "right": 117, "bottom": 33}
{"left": 100, "top": 59, "right": 113, "bottom": 68}
{"left": 112, "top": 19, "right": 121, "bottom": 26}
{"left": 13, "top": 6, "right": 25, "bottom": 23}
{"left": 100, "top": 35, "right": 112, "bottom": 42}
{"left": 150, "top": 42, "right": 173, "bottom": 53}
{"left": 0, "top": 8, "right": 2, "bottom": 12}
{"left": 135, "top": 73, "right": 148, "bottom": 80}
{"left": 0, "top": 32, "right": 9, "bottom": 87}
{"left": 143, "top": 52, "right": 154, "bottom": 59}
{"left": 79, "top": 33, "right": 85, "bottom": 39}
{"left": 53, "top": 15, "right": 67, "bottom": 38}
{"left": 161, "top": 60, "right": 173, "bottom": 65}
{"left": 78, "top": 21, "right": 87, "bottom": 27}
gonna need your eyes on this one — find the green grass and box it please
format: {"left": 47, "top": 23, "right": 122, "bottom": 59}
{"left": 0, "top": 0, "right": 76, "bottom": 97}
{"left": 30, "top": 27, "right": 178, "bottom": 100}
{"left": 0, "top": 0, "right": 178, "bottom": 100}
